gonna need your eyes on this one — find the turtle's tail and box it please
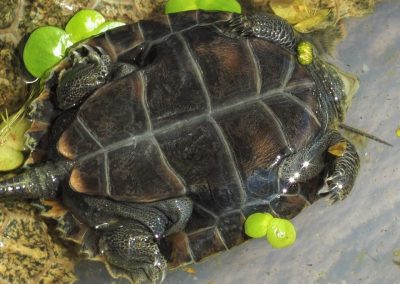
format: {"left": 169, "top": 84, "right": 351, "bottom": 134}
{"left": 0, "top": 161, "right": 73, "bottom": 199}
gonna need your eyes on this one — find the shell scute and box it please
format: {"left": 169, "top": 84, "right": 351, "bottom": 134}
{"left": 197, "top": 11, "right": 233, "bottom": 23}
{"left": 184, "top": 205, "right": 217, "bottom": 234}
{"left": 187, "top": 227, "right": 226, "bottom": 262}
{"left": 217, "top": 211, "right": 246, "bottom": 248}
{"left": 156, "top": 118, "right": 244, "bottom": 214}
{"left": 183, "top": 27, "right": 258, "bottom": 107}
{"left": 57, "top": 119, "right": 101, "bottom": 160}
{"left": 139, "top": 15, "right": 172, "bottom": 41}
{"left": 107, "top": 138, "right": 185, "bottom": 202}
{"left": 270, "top": 195, "right": 309, "bottom": 219}
{"left": 70, "top": 155, "right": 106, "bottom": 196}
{"left": 262, "top": 93, "right": 320, "bottom": 151}
{"left": 144, "top": 34, "right": 208, "bottom": 128}
{"left": 85, "top": 22, "right": 147, "bottom": 62}
{"left": 160, "top": 232, "right": 193, "bottom": 269}
{"left": 249, "top": 39, "right": 294, "bottom": 92}
{"left": 168, "top": 11, "right": 198, "bottom": 31}
{"left": 213, "top": 102, "right": 289, "bottom": 177}
{"left": 77, "top": 75, "right": 148, "bottom": 146}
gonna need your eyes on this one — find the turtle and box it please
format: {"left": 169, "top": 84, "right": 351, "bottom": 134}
{"left": 0, "top": 10, "right": 360, "bottom": 283}
{"left": 0, "top": 200, "right": 76, "bottom": 283}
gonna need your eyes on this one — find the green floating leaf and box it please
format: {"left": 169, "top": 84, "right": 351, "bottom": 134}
{"left": 0, "top": 116, "right": 30, "bottom": 171}
{"left": 266, "top": 218, "right": 297, "bottom": 249}
{"left": 91, "top": 21, "right": 126, "bottom": 35}
{"left": 198, "top": 0, "right": 241, "bottom": 13}
{"left": 165, "top": 0, "right": 241, "bottom": 14}
{"left": 65, "top": 9, "right": 105, "bottom": 43}
{"left": 23, "top": 26, "right": 73, "bottom": 78}
{"left": 0, "top": 146, "right": 25, "bottom": 171}
{"left": 165, "top": 0, "right": 198, "bottom": 14}
{"left": 244, "top": 213, "right": 274, "bottom": 238}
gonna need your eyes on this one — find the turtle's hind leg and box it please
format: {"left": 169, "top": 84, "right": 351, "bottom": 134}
{"left": 99, "top": 222, "right": 167, "bottom": 283}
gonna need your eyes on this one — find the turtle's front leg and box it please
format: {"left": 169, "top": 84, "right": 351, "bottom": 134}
{"left": 227, "top": 13, "right": 297, "bottom": 51}
{"left": 279, "top": 130, "right": 359, "bottom": 201}
{"left": 56, "top": 44, "right": 112, "bottom": 110}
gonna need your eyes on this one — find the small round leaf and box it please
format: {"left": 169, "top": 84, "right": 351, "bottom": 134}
{"left": 91, "top": 21, "right": 126, "bottom": 35}
{"left": 244, "top": 213, "right": 274, "bottom": 238}
{"left": 23, "top": 26, "right": 72, "bottom": 78}
{"left": 165, "top": 0, "right": 198, "bottom": 14}
{"left": 65, "top": 9, "right": 105, "bottom": 43}
{"left": 266, "top": 218, "right": 297, "bottom": 248}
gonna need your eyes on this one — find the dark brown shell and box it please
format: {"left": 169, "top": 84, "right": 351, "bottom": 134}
{"left": 48, "top": 11, "right": 323, "bottom": 267}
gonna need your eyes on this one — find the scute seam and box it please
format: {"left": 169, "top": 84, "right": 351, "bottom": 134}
{"left": 245, "top": 39, "right": 262, "bottom": 96}
{"left": 209, "top": 117, "right": 247, "bottom": 206}
{"left": 75, "top": 81, "right": 315, "bottom": 163}
{"left": 176, "top": 33, "right": 212, "bottom": 113}
{"left": 76, "top": 116, "right": 104, "bottom": 148}
{"left": 257, "top": 100, "right": 291, "bottom": 150}
{"left": 139, "top": 71, "right": 187, "bottom": 196}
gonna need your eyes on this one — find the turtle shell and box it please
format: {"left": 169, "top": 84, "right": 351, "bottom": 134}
{"left": 0, "top": 200, "right": 76, "bottom": 283}
{"left": 40, "top": 11, "right": 324, "bottom": 269}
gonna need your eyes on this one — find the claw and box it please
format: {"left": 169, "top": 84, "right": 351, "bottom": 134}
{"left": 67, "top": 44, "right": 104, "bottom": 65}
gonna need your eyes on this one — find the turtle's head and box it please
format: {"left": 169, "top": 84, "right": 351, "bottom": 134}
{"left": 333, "top": 66, "right": 359, "bottom": 117}
{"left": 318, "top": 61, "right": 359, "bottom": 123}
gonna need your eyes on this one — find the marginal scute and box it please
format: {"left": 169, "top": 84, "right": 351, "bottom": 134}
{"left": 185, "top": 205, "right": 217, "bottom": 233}
{"left": 70, "top": 155, "right": 107, "bottom": 196}
{"left": 168, "top": 11, "right": 198, "bottom": 31}
{"left": 139, "top": 15, "right": 172, "bottom": 41}
{"left": 57, "top": 120, "right": 102, "bottom": 160}
{"left": 217, "top": 211, "right": 246, "bottom": 248}
{"left": 270, "top": 194, "right": 310, "bottom": 219}
{"left": 160, "top": 232, "right": 193, "bottom": 269}
{"left": 197, "top": 11, "right": 233, "bottom": 23}
{"left": 104, "top": 23, "right": 145, "bottom": 56}
{"left": 187, "top": 227, "right": 226, "bottom": 262}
